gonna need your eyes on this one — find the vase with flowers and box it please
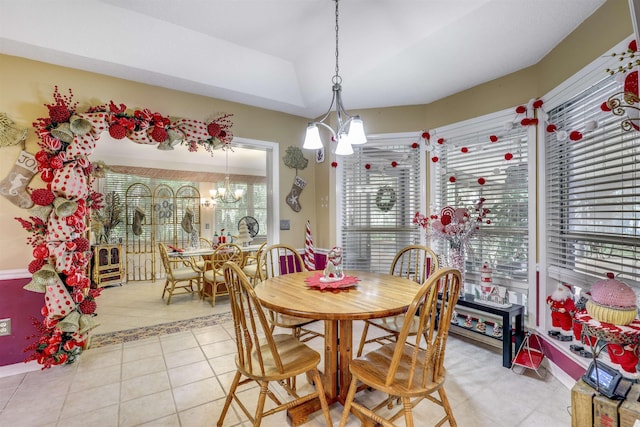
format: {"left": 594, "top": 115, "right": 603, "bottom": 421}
{"left": 413, "top": 198, "right": 490, "bottom": 296}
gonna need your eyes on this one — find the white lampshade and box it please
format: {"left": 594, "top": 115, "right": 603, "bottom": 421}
{"left": 303, "top": 124, "right": 323, "bottom": 150}
{"left": 348, "top": 116, "right": 366, "bottom": 145}
{"left": 234, "top": 189, "right": 244, "bottom": 199}
{"left": 334, "top": 133, "right": 354, "bottom": 155}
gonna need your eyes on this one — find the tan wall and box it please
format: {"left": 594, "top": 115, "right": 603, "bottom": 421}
{"left": 0, "top": 0, "right": 632, "bottom": 270}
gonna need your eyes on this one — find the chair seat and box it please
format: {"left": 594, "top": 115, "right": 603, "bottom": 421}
{"left": 270, "top": 312, "right": 315, "bottom": 328}
{"left": 350, "top": 343, "right": 445, "bottom": 398}
{"left": 238, "top": 334, "right": 321, "bottom": 380}
{"left": 242, "top": 263, "right": 258, "bottom": 276}
{"left": 194, "top": 260, "right": 206, "bottom": 269}
{"left": 172, "top": 268, "right": 201, "bottom": 281}
{"left": 203, "top": 269, "right": 225, "bottom": 282}
{"left": 368, "top": 314, "right": 421, "bottom": 335}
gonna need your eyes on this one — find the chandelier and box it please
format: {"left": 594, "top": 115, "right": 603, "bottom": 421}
{"left": 206, "top": 149, "right": 243, "bottom": 205}
{"left": 302, "top": 0, "right": 366, "bottom": 156}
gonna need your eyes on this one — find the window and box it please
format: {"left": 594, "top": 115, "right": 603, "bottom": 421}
{"left": 431, "top": 110, "right": 532, "bottom": 303}
{"left": 100, "top": 171, "right": 197, "bottom": 241}
{"left": 545, "top": 73, "right": 640, "bottom": 288}
{"left": 211, "top": 180, "right": 268, "bottom": 240}
{"left": 340, "top": 135, "right": 422, "bottom": 273}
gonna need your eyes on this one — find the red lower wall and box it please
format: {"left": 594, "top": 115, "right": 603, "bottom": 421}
{"left": 0, "top": 274, "right": 43, "bottom": 366}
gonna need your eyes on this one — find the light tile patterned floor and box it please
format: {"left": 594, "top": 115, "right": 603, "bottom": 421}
{"left": 0, "top": 280, "right": 572, "bottom": 426}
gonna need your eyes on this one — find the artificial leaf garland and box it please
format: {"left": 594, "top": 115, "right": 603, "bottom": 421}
{"left": 18, "top": 86, "right": 235, "bottom": 369}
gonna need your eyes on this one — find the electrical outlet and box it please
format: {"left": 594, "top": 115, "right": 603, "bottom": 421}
{"left": 0, "top": 318, "right": 11, "bottom": 336}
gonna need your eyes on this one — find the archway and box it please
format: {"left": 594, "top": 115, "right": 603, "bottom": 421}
{"left": 17, "top": 87, "right": 239, "bottom": 368}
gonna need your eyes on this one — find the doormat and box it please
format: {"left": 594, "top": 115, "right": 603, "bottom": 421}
{"left": 89, "top": 312, "right": 234, "bottom": 348}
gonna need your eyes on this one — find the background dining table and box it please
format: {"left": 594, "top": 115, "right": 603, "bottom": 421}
{"left": 254, "top": 269, "right": 419, "bottom": 425}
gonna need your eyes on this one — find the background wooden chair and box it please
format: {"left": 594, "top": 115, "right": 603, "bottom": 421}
{"left": 339, "top": 267, "right": 461, "bottom": 427}
{"left": 258, "top": 243, "right": 323, "bottom": 343}
{"left": 202, "top": 242, "right": 243, "bottom": 306}
{"left": 158, "top": 243, "right": 201, "bottom": 305}
{"left": 241, "top": 241, "right": 267, "bottom": 286}
{"left": 217, "top": 261, "right": 332, "bottom": 427}
{"left": 357, "top": 245, "right": 439, "bottom": 357}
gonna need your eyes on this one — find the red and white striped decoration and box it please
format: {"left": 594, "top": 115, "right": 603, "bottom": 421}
{"left": 304, "top": 220, "right": 316, "bottom": 271}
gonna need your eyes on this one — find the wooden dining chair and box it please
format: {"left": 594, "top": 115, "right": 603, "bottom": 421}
{"left": 202, "top": 242, "right": 243, "bottom": 306}
{"left": 158, "top": 243, "right": 201, "bottom": 305}
{"left": 339, "top": 267, "right": 461, "bottom": 427}
{"left": 241, "top": 241, "right": 267, "bottom": 286}
{"left": 217, "top": 261, "right": 333, "bottom": 427}
{"left": 356, "top": 245, "right": 439, "bottom": 357}
{"left": 258, "top": 243, "right": 323, "bottom": 343}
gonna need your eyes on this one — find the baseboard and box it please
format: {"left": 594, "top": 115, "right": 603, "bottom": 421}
{"left": 0, "top": 360, "right": 40, "bottom": 378}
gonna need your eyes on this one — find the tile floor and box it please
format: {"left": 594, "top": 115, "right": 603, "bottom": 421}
{"left": 0, "top": 280, "right": 572, "bottom": 426}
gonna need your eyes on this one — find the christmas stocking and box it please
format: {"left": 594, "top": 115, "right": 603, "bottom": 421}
{"left": 181, "top": 207, "right": 194, "bottom": 233}
{"left": 0, "top": 150, "right": 38, "bottom": 208}
{"left": 286, "top": 175, "right": 306, "bottom": 212}
{"left": 132, "top": 206, "right": 145, "bottom": 236}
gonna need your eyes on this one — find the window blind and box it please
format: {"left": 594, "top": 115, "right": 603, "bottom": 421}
{"left": 432, "top": 111, "right": 530, "bottom": 292}
{"left": 340, "top": 137, "right": 422, "bottom": 273}
{"left": 211, "top": 181, "right": 268, "bottom": 239}
{"left": 101, "top": 171, "right": 197, "bottom": 242}
{"left": 545, "top": 75, "right": 640, "bottom": 287}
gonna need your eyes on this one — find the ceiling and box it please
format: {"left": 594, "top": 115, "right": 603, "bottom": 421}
{"left": 0, "top": 0, "right": 607, "bottom": 174}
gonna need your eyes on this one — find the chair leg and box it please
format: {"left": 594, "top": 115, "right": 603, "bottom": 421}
{"left": 402, "top": 396, "right": 414, "bottom": 427}
{"left": 438, "top": 387, "right": 457, "bottom": 426}
{"left": 217, "top": 371, "right": 242, "bottom": 427}
{"left": 311, "top": 369, "right": 333, "bottom": 427}
{"left": 254, "top": 381, "right": 269, "bottom": 426}
{"left": 339, "top": 377, "right": 359, "bottom": 427}
{"left": 166, "top": 281, "right": 176, "bottom": 305}
{"left": 356, "top": 321, "right": 370, "bottom": 357}
{"left": 211, "top": 281, "right": 217, "bottom": 307}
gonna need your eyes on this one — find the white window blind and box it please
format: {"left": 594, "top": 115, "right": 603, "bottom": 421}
{"left": 101, "top": 171, "right": 197, "bottom": 242}
{"left": 545, "top": 74, "right": 640, "bottom": 287}
{"left": 432, "top": 111, "right": 530, "bottom": 293}
{"left": 212, "top": 181, "right": 268, "bottom": 239}
{"left": 340, "top": 137, "right": 422, "bottom": 273}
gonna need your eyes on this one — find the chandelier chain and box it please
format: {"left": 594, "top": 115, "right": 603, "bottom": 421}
{"left": 333, "top": 0, "right": 341, "bottom": 85}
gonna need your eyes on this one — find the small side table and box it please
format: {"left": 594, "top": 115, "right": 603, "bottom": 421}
{"left": 454, "top": 296, "right": 526, "bottom": 368}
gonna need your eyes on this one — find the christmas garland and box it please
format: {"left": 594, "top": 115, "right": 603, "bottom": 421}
{"left": 16, "top": 86, "right": 234, "bottom": 369}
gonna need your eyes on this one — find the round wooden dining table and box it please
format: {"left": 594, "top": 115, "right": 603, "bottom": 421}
{"left": 254, "top": 270, "right": 418, "bottom": 424}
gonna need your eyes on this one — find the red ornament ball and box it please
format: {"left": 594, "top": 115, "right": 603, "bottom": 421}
{"left": 449, "top": 176, "right": 456, "bottom": 183}
{"left": 73, "top": 237, "right": 90, "bottom": 252}
{"left": 108, "top": 123, "right": 127, "bottom": 140}
{"left": 504, "top": 153, "right": 513, "bottom": 161}
{"left": 365, "top": 163, "right": 371, "bottom": 170}
{"left": 489, "top": 135, "right": 498, "bottom": 143}
{"left": 461, "top": 147, "right": 469, "bottom": 153}
{"left": 207, "top": 122, "right": 221, "bottom": 137}
{"left": 411, "top": 142, "right": 419, "bottom": 149}
{"left": 520, "top": 118, "right": 531, "bottom": 126}
{"left": 441, "top": 214, "right": 452, "bottom": 225}
{"left": 28, "top": 259, "right": 46, "bottom": 274}
{"left": 569, "top": 131, "right": 583, "bottom": 141}
{"left": 391, "top": 161, "right": 398, "bottom": 167}
{"left": 532, "top": 99, "right": 544, "bottom": 109}
{"left": 478, "top": 177, "right": 486, "bottom": 185}
{"left": 515, "top": 105, "right": 526, "bottom": 114}
{"left": 422, "top": 131, "right": 430, "bottom": 140}
{"left": 529, "top": 118, "right": 539, "bottom": 125}
{"left": 48, "top": 105, "right": 71, "bottom": 123}
{"left": 437, "top": 138, "right": 445, "bottom": 144}
{"left": 485, "top": 219, "right": 491, "bottom": 225}
{"left": 31, "top": 188, "right": 55, "bottom": 206}
{"left": 431, "top": 156, "right": 439, "bottom": 163}
{"left": 331, "top": 161, "right": 338, "bottom": 168}
{"left": 600, "top": 101, "right": 612, "bottom": 112}
{"left": 79, "top": 299, "right": 97, "bottom": 315}
{"left": 546, "top": 124, "right": 557, "bottom": 133}
{"left": 629, "top": 40, "right": 638, "bottom": 52}
{"left": 150, "top": 126, "right": 168, "bottom": 142}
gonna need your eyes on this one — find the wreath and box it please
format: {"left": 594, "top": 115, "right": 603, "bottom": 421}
{"left": 375, "top": 186, "right": 396, "bottom": 212}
